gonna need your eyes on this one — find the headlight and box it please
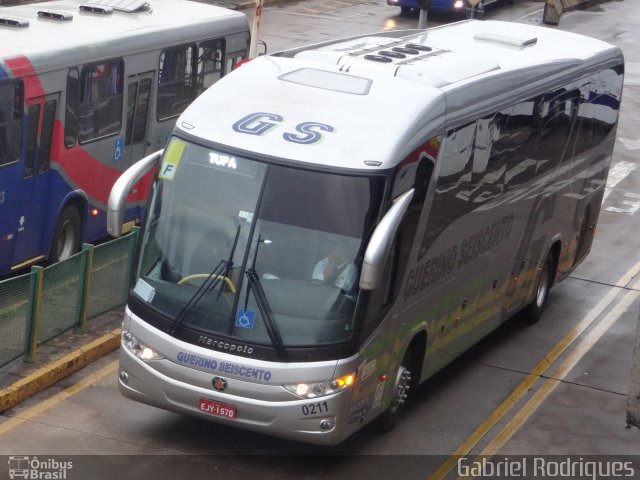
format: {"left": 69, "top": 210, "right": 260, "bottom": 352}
{"left": 283, "top": 372, "right": 356, "bottom": 399}
{"left": 122, "top": 329, "right": 163, "bottom": 362}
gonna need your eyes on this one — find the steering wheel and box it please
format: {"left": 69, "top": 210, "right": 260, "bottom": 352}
{"left": 177, "top": 274, "right": 237, "bottom": 293}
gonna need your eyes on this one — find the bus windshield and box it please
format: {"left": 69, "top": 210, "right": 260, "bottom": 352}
{"left": 133, "top": 138, "right": 385, "bottom": 350}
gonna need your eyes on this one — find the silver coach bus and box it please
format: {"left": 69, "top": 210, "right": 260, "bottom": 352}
{"left": 108, "top": 21, "right": 624, "bottom": 445}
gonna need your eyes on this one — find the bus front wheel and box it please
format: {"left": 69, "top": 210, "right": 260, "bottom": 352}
{"left": 50, "top": 206, "right": 81, "bottom": 263}
{"left": 378, "top": 350, "right": 413, "bottom": 432}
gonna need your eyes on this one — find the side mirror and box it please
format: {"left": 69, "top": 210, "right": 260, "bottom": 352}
{"left": 107, "top": 149, "right": 163, "bottom": 237}
{"left": 359, "top": 188, "right": 414, "bottom": 290}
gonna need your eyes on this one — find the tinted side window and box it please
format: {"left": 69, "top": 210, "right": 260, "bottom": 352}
{"left": 158, "top": 44, "right": 196, "bottom": 120}
{"left": 0, "top": 80, "right": 24, "bottom": 167}
{"left": 78, "top": 60, "right": 124, "bottom": 144}
{"left": 64, "top": 68, "right": 79, "bottom": 148}
{"left": 198, "top": 39, "right": 225, "bottom": 94}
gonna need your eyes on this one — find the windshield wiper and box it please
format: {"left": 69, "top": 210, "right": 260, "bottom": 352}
{"left": 168, "top": 225, "right": 241, "bottom": 336}
{"left": 241, "top": 235, "right": 287, "bottom": 359}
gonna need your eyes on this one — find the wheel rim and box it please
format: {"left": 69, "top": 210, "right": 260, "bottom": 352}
{"left": 535, "top": 264, "right": 550, "bottom": 308}
{"left": 389, "top": 364, "right": 411, "bottom": 414}
{"left": 56, "top": 220, "right": 76, "bottom": 261}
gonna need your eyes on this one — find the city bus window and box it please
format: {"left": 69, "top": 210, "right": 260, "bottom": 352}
{"left": 78, "top": 60, "right": 124, "bottom": 144}
{"left": 64, "top": 68, "right": 79, "bottom": 148}
{"left": 25, "top": 104, "right": 40, "bottom": 177}
{"left": 198, "top": 39, "right": 225, "bottom": 94}
{"left": 39, "top": 100, "right": 56, "bottom": 173}
{"left": 158, "top": 44, "right": 196, "bottom": 120}
{"left": 0, "top": 80, "right": 23, "bottom": 167}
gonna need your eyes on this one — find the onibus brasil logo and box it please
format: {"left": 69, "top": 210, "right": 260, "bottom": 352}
{"left": 8, "top": 456, "right": 72, "bottom": 479}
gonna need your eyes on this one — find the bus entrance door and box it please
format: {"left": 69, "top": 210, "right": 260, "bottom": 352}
{"left": 11, "top": 92, "right": 59, "bottom": 268}
{"left": 123, "top": 72, "right": 154, "bottom": 167}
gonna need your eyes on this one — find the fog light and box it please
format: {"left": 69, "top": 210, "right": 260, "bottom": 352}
{"left": 320, "top": 419, "right": 334, "bottom": 431}
{"left": 119, "top": 370, "right": 129, "bottom": 384}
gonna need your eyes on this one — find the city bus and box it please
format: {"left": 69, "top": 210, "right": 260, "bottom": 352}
{"left": 108, "top": 21, "right": 624, "bottom": 445}
{"left": 0, "top": 0, "right": 250, "bottom": 275}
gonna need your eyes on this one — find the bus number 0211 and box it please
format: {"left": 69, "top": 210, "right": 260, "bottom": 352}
{"left": 302, "top": 401, "right": 329, "bottom": 416}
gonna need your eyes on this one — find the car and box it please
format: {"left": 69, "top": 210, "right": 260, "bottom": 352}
{"left": 386, "top": 0, "right": 513, "bottom": 19}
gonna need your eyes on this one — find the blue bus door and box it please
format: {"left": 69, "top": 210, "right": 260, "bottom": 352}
{"left": 12, "top": 93, "right": 59, "bottom": 268}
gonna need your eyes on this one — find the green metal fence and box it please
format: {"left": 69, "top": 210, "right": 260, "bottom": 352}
{"left": 0, "top": 228, "right": 139, "bottom": 366}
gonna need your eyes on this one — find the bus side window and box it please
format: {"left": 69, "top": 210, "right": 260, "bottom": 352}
{"left": 197, "top": 39, "right": 225, "bottom": 94}
{"left": 0, "top": 80, "right": 24, "bottom": 167}
{"left": 64, "top": 68, "right": 79, "bottom": 148}
{"left": 78, "top": 60, "right": 124, "bottom": 144}
{"left": 158, "top": 44, "right": 197, "bottom": 121}
{"left": 420, "top": 124, "right": 474, "bottom": 257}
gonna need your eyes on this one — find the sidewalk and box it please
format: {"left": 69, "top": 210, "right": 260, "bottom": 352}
{"left": 0, "top": 310, "right": 123, "bottom": 413}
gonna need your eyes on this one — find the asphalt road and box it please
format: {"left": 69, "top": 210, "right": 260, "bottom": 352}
{"left": 1, "top": 1, "right": 639, "bottom": 479}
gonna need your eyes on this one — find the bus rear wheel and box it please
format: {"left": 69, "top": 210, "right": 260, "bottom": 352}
{"left": 378, "top": 350, "right": 413, "bottom": 432}
{"left": 50, "top": 206, "right": 81, "bottom": 263}
{"left": 523, "top": 251, "right": 554, "bottom": 324}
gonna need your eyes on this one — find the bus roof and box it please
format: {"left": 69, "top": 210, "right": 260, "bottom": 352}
{"left": 0, "top": 0, "right": 248, "bottom": 73}
{"left": 176, "top": 20, "right": 624, "bottom": 171}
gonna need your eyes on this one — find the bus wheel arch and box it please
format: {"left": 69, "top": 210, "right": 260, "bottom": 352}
{"left": 378, "top": 331, "right": 426, "bottom": 432}
{"left": 524, "top": 242, "right": 560, "bottom": 324}
{"left": 49, "top": 201, "right": 84, "bottom": 264}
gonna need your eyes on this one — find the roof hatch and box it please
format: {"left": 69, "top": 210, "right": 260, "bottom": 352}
{"left": 80, "top": 0, "right": 150, "bottom": 14}
{"left": 0, "top": 16, "right": 30, "bottom": 28}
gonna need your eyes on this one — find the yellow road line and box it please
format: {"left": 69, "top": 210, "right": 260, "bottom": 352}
{"left": 428, "top": 259, "right": 640, "bottom": 480}
{"left": 0, "top": 360, "right": 119, "bottom": 436}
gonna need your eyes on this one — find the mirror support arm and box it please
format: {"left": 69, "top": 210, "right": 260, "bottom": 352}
{"left": 107, "top": 149, "right": 164, "bottom": 237}
{"left": 359, "top": 188, "right": 415, "bottom": 290}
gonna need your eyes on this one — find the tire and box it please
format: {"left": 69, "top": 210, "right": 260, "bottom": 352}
{"left": 50, "top": 206, "right": 82, "bottom": 263}
{"left": 378, "top": 349, "right": 413, "bottom": 432}
{"left": 523, "top": 251, "right": 554, "bottom": 324}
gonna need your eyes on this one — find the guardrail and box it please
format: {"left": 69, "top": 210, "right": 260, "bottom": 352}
{"left": 0, "top": 228, "right": 139, "bottom": 367}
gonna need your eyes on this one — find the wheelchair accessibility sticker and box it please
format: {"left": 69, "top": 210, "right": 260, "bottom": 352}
{"left": 235, "top": 309, "right": 256, "bottom": 329}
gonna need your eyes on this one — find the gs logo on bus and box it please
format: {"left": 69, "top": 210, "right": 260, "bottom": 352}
{"left": 232, "top": 112, "right": 335, "bottom": 145}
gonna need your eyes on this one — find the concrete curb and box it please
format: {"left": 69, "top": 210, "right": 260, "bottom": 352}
{"left": 0, "top": 328, "right": 121, "bottom": 414}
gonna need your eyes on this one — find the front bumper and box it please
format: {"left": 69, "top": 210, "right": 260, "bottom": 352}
{"left": 118, "top": 345, "right": 353, "bottom": 446}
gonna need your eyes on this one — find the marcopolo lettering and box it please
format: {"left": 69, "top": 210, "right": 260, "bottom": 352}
{"left": 197, "top": 335, "right": 254, "bottom": 355}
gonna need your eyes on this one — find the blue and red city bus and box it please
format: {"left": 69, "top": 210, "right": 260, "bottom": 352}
{"left": 0, "top": 0, "right": 249, "bottom": 274}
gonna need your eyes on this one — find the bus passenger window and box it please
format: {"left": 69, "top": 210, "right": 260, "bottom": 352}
{"left": 78, "top": 60, "right": 124, "bottom": 144}
{"left": 39, "top": 100, "right": 57, "bottom": 173}
{"left": 0, "top": 80, "right": 24, "bottom": 167}
{"left": 64, "top": 69, "right": 79, "bottom": 148}
{"left": 158, "top": 44, "right": 197, "bottom": 120}
{"left": 25, "top": 104, "right": 40, "bottom": 177}
{"left": 198, "top": 39, "right": 225, "bottom": 94}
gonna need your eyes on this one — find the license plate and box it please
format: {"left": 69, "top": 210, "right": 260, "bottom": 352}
{"left": 198, "top": 398, "right": 237, "bottom": 419}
